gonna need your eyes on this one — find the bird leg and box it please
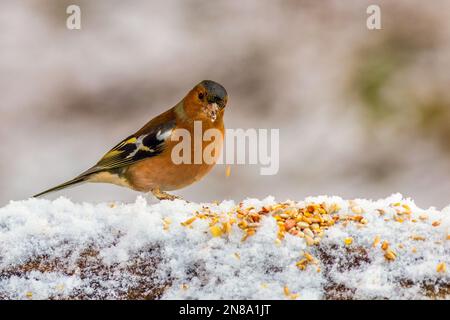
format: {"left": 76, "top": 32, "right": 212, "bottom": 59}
{"left": 151, "top": 188, "right": 181, "bottom": 201}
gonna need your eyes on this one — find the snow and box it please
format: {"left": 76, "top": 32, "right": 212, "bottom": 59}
{"left": 0, "top": 194, "right": 448, "bottom": 300}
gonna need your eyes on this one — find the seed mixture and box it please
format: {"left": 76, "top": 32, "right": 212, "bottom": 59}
{"left": 0, "top": 193, "right": 448, "bottom": 299}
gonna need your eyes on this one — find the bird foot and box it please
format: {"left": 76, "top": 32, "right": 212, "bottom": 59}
{"left": 151, "top": 188, "right": 182, "bottom": 201}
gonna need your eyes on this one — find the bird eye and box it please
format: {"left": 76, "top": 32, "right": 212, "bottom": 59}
{"left": 198, "top": 92, "right": 204, "bottom": 100}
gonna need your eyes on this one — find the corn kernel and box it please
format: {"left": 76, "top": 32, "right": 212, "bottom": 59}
{"left": 384, "top": 249, "right": 396, "bottom": 261}
{"left": 210, "top": 225, "right": 223, "bottom": 237}
{"left": 181, "top": 217, "right": 197, "bottom": 226}
{"left": 373, "top": 235, "right": 381, "bottom": 248}
{"left": 437, "top": 262, "right": 446, "bottom": 273}
{"left": 344, "top": 237, "right": 353, "bottom": 246}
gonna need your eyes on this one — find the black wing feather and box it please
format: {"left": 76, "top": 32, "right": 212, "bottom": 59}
{"left": 80, "top": 119, "right": 176, "bottom": 176}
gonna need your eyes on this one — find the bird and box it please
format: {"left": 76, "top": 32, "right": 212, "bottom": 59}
{"left": 34, "top": 80, "right": 228, "bottom": 200}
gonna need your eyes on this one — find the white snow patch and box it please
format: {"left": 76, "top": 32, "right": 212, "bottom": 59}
{"left": 0, "top": 194, "right": 448, "bottom": 299}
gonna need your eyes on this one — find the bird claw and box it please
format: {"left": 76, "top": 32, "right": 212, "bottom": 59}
{"left": 151, "top": 188, "right": 183, "bottom": 201}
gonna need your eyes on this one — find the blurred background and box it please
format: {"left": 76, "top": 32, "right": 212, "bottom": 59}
{"left": 1, "top": 0, "right": 449, "bottom": 208}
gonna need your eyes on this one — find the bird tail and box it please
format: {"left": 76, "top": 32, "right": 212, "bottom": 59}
{"left": 33, "top": 176, "right": 88, "bottom": 198}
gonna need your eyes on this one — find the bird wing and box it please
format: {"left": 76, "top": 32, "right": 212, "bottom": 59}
{"left": 81, "top": 118, "right": 176, "bottom": 176}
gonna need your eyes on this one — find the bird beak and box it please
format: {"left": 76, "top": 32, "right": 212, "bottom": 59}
{"left": 206, "top": 102, "right": 219, "bottom": 122}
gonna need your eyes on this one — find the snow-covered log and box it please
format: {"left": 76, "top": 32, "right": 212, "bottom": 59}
{"left": 0, "top": 194, "right": 448, "bottom": 299}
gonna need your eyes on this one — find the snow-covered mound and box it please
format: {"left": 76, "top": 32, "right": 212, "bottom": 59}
{"left": 0, "top": 194, "right": 448, "bottom": 300}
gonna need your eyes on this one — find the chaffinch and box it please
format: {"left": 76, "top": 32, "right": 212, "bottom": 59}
{"left": 34, "top": 80, "right": 228, "bottom": 200}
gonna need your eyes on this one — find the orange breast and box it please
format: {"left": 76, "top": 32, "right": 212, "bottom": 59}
{"left": 125, "top": 121, "right": 224, "bottom": 192}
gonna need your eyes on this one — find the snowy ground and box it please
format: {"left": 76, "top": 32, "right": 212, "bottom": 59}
{"left": 0, "top": 194, "right": 448, "bottom": 300}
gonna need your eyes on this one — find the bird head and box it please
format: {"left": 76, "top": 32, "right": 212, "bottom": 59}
{"left": 182, "top": 80, "right": 228, "bottom": 123}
